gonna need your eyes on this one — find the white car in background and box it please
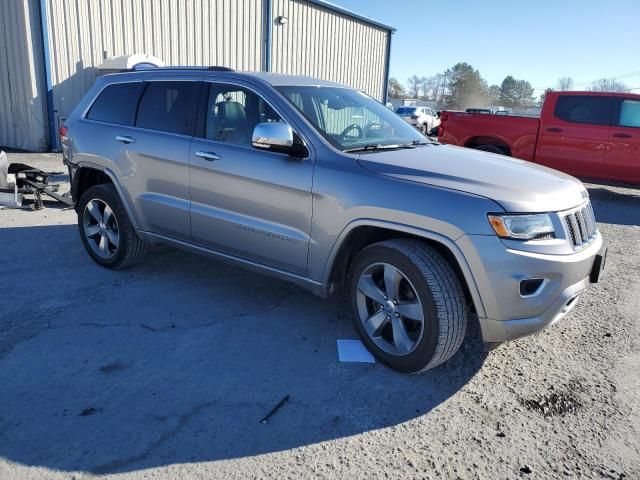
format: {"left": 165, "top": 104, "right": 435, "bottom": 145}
{"left": 395, "top": 106, "right": 440, "bottom": 134}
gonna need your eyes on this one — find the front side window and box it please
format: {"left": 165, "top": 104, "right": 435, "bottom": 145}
{"left": 135, "top": 81, "right": 200, "bottom": 135}
{"left": 203, "top": 83, "right": 283, "bottom": 145}
{"left": 554, "top": 95, "right": 613, "bottom": 126}
{"left": 619, "top": 100, "right": 640, "bottom": 128}
{"left": 278, "top": 86, "right": 425, "bottom": 151}
{"left": 87, "top": 82, "right": 145, "bottom": 125}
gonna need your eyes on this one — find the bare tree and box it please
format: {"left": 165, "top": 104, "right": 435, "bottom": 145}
{"left": 589, "top": 78, "right": 629, "bottom": 93}
{"left": 419, "top": 76, "right": 430, "bottom": 99}
{"left": 556, "top": 77, "right": 574, "bottom": 91}
{"left": 421, "top": 74, "right": 444, "bottom": 101}
{"left": 387, "top": 77, "right": 406, "bottom": 98}
{"left": 407, "top": 75, "right": 422, "bottom": 98}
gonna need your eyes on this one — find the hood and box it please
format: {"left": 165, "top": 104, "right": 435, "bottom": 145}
{"left": 357, "top": 144, "right": 586, "bottom": 212}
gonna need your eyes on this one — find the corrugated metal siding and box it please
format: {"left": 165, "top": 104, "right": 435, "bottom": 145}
{"left": 2, "top": 0, "right": 390, "bottom": 151}
{"left": 0, "top": 0, "right": 48, "bottom": 151}
{"left": 270, "top": 0, "right": 389, "bottom": 101}
{"left": 44, "top": 0, "right": 265, "bottom": 144}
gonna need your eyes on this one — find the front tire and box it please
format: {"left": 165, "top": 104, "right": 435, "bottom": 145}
{"left": 348, "top": 239, "right": 468, "bottom": 373}
{"left": 77, "top": 184, "right": 147, "bottom": 269}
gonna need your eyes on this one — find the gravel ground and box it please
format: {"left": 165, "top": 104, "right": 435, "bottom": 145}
{"left": 0, "top": 152, "right": 638, "bottom": 480}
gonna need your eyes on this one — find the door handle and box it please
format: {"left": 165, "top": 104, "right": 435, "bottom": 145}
{"left": 115, "top": 135, "right": 136, "bottom": 144}
{"left": 546, "top": 127, "right": 563, "bottom": 133}
{"left": 195, "top": 151, "right": 221, "bottom": 161}
{"left": 612, "top": 132, "right": 632, "bottom": 139}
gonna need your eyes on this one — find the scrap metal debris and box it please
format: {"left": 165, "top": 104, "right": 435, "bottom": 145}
{"left": 260, "top": 395, "right": 290, "bottom": 424}
{"left": 0, "top": 151, "right": 73, "bottom": 210}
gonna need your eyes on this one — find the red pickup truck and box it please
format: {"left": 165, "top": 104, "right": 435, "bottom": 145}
{"left": 438, "top": 91, "right": 640, "bottom": 185}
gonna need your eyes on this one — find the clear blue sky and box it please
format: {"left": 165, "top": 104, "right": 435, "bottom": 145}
{"left": 332, "top": 0, "right": 640, "bottom": 93}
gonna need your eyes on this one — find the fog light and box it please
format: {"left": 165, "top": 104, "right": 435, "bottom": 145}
{"left": 519, "top": 278, "right": 546, "bottom": 297}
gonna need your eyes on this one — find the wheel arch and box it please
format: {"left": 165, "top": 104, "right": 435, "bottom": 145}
{"left": 323, "top": 220, "right": 486, "bottom": 318}
{"left": 72, "top": 162, "right": 141, "bottom": 232}
{"left": 464, "top": 136, "right": 512, "bottom": 156}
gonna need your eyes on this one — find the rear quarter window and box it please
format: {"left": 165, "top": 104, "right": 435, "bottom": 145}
{"left": 554, "top": 95, "right": 613, "bottom": 126}
{"left": 86, "top": 82, "right": 145, "bottom": 125}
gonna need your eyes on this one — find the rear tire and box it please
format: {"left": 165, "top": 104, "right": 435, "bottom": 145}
{"left": 473, "top": 144, "right": 506, "bottom": 155}
{"left": 348, "top": 239, "right": 468, "bottom": 373}
{"left": 77, "top": 184, "right": 147, "bottom": 269}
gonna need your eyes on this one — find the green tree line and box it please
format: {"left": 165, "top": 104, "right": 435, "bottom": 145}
{"left": 388, "top": 62, "right": 536, "bottom": 110}
{"left": 388, "top": 63, "right": 631, "bottom": 110}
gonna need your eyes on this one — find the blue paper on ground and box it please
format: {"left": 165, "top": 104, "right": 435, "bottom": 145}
{"left": 337, "top": 339, "right": 376, "bottom": 363}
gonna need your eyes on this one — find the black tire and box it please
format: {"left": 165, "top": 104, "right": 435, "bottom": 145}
{"left": 348, "top": 239, "right": 468, "bottom": 373}
{"left": 77, "top": 183, "right": 147, "bottom": 269}
{"left": 473, "top": 144, "right": 506, "bottom": 155}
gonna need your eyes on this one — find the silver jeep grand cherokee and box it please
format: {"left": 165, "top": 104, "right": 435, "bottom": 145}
{"left": 61, "top": 67, "right": 606, "bottom": 373}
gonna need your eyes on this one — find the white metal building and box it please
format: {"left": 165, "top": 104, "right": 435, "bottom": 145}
{"left": 0, "top": 0, "right": 394, "bottom": 152}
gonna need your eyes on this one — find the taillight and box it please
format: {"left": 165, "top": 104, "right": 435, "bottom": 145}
{"left": 437, "top": 125, "right": 444, "bottom": 137}
{"left": 59, "top": 125, "right": 68, "bottom": 138}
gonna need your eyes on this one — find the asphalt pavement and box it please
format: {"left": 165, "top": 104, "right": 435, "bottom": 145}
{"left": 1, "top": 152, "right": 638, "bottom": 479}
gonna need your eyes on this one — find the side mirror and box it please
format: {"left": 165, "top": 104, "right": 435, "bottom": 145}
{"left": 252, "top": 122, "right": 307, "bottom": 157}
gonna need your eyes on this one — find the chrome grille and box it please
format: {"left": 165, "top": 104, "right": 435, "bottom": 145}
{"left": 564, "top": 202, "right": 597, "bottom": 248}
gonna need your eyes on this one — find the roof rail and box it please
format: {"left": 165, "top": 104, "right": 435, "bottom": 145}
{"left": 137, "top": 65, "right": 234, "bottom": 72}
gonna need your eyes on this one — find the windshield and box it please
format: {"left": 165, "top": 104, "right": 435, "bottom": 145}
{"left": 396, "top": 107, "right": 417, "bottom": 115}
{"left": 276, "top": 86, "right": 425, "bottom": 152}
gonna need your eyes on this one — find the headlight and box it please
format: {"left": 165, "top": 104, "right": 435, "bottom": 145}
{"left": 488, "top": 214, "right": 555, "bottom": 240}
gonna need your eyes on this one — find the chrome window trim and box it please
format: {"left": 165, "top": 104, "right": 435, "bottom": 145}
{"left": 80, "top": 77, "right": 203, "bottom": 136}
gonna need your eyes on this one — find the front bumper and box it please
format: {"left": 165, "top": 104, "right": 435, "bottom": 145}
{"left": 457, "top": 233, "right": 604, "bottom": 343}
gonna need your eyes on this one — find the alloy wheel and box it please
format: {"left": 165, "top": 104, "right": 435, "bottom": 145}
{"left": 355, "top": 262, "right": 425, "bottom": 356}
{"left": 82, "top": 198, "right": 120, "bottom": 259}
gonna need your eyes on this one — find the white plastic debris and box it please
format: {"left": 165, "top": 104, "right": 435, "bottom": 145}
{"left": 0, "top": 150, "right": 7, "bottom": 188}
{"left": 0, "top": 151, "right": 23, "bottom": 208}
{"left": 337, "top": 339, "right": 375, "bottom": 363}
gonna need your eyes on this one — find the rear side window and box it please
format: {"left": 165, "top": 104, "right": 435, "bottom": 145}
{"left": 554, "top": 95, "right": 613, "bottom": 126}
{"left": 86, "top": 82, "right": 145, "bottom": 125}
{"left": 135, "top": 81, "right": 200, "bottom": 135}
{"left": 619, "top": 100, "right": 640, "bottom": 128}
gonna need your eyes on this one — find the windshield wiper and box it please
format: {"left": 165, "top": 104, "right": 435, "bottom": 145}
{"left": 344, "top": 143, "right": 422, "bottom": 153}
{"left": 412, "top": 139, "right": 439, "bottom": 146}
{"left": 343, "top": 143, "right": 385, "bottom": 153}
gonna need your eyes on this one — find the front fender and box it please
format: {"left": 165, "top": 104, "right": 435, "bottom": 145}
{"left": 321, "top": 218, "right": 486, "bottom": 318}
